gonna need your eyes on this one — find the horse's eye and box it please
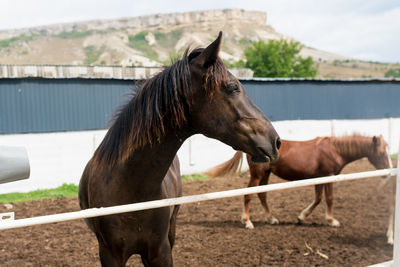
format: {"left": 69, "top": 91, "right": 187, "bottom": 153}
{"left": 225, "top": 83, "right": 240, "bottom": 95}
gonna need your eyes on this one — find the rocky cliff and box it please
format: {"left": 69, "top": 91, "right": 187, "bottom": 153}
{"left": 0, "top": 9, "right": 396, "bottom": 78}
{"left": 0, "top": 9, "right": 266, "bottom": 39}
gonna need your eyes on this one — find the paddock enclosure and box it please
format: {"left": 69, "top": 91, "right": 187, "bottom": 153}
{"left": 1, "top": 73, "right": 400, "bottom": 265}
{"left": 1, "top": 76, "right": 400, "bottom": 194}
{"left": 0, "top": 159, "right": 396, "bottom": 266}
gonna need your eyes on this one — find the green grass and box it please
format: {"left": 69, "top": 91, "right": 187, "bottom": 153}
{"left": 0, "top": 175, "right": 209, "bottom": 203}
{"left": 84, "top": 45, "right": 104, "bottom": 65}
{"left": 128, "top": 31, "right": 158, "bottom": 61}
{"left": 0, "top": 37, "right": 19, "bottom": 47}
{"left": 181, "top": 173, "right": 208, "bottom": 181}
{"left": 54, "top": 30, "right": 93, "bottom": 39}
{"left": 0, "top": 183, "right": 78, "bottom": 204}
{"left": 391, "top": 153, "right": 398, "bottom": 160}
{"left": 154, "top": 29, "right": 182, "bottom": 48}
{"left": 161, "top": 51, "right": 182, "bottom": 65}
{"left": 0, "top": 34, "right": 35, "bottom": 48}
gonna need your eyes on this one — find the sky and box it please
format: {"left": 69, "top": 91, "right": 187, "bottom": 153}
{"left": 0, "top": 0, "right": 399, "bottom": 63}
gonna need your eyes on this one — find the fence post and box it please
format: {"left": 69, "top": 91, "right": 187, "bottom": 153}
{"left": 388, "top": 118, "right": 393, "bottom": 154}
{"left": 188, "top": 137, "right": 195, "bottom": 166}
{"left": 393, "top": 137, "right": 400, "bottom": 266}
{"left": 330, "top": 119, "right": 335, "bottom": 136}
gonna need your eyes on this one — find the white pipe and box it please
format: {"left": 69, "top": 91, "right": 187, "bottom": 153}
{"left": 0, "top": 146, "right": 30, "bottom": 184}
{"left": 368, "top": 260, "right": 393, "bottom": 267}
{"left": 0, "top": 168, "right": 394, "bottom": 231}
{"left": 393, "top": 140, "right": 400, "bottom": 266}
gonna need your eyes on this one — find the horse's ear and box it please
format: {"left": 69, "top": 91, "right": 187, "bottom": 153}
{"left": 196, "top": 31, "right": 223, "bottom": 68}
{"left": 372, "top": 136, "right": 380, "bottom": 146}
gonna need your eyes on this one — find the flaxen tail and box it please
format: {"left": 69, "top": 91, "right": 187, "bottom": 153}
{"left": 205, "top": 151, "right": 244, "bottom": 178}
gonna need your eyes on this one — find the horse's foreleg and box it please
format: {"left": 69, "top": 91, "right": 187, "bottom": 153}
{"left": 168, "top": 205, "right": 180, "bottom": 248}
{"left": 98, "top": 240, "right": 125, "bottom": 267}
{"left": 257, "top": 171, "right": 279, "bottom": 224}
{"left": 324, "top": 183, "right": 340, "bottom": 227}
{"left": 147, "top": 238, "right": 173, "bottom": 267}
{"left": 241, "top": 176, "right": 262, "bottom": 229}
{"left": 241, "top": 193, "right": 255, "bottom": 229}
{"left": 298, "top": 184, "right": 323, "bottom": 223}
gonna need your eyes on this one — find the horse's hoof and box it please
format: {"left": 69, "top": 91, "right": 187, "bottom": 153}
{"left": 245, "top": 221, "right": 254, "bottom": 229}
{"left": 328, "top": 219, "right": 340, "bottom": 227}
{"left": 268, "top": 217, "right": 279, "bottom": 225}
{"left": 387, "top": 229, "right": 394, "bottom": 245}
{"left": 297, "top": 216, "right": 305, "bottom": 224}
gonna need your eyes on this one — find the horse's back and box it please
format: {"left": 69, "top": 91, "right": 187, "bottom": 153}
{"left": 271, "top": 137, "right": 340, "bottom": 179}
{"left": 315, "top": 137, "right": 344, "bottom": 174}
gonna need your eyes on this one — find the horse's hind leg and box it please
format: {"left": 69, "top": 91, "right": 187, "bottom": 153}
{"left": 298, "top": 184, "right": 323, "bottom": 224}
{"left": 257, "top": 171, "right": 279, "bottom": 224}
{"left": 324, "top": 183, "right": 340, "bottom": 227}
{"left": 387, "top": 202, "right": 395, "bottom": 245}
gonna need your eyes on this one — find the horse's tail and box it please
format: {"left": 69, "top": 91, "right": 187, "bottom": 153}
{"left": 205, "top": 151, "right": 244, "bottom": 178}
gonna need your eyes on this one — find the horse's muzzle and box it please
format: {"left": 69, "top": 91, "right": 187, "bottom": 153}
{"left": 251, "top": 142, "right": 280, "bottom": 163}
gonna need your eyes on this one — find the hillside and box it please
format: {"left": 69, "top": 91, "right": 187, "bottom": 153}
{"left": 0, "top": 9, "right": 398, "bottom": 78}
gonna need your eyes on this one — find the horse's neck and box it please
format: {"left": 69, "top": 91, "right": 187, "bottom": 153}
{"left": 119, "top": 130, "right": 189, "bottom": 187}
{"left": 332, "top": 137, "right": 371, "bottom": 164}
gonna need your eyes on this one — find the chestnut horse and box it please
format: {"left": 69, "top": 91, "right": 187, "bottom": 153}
{"left": 208, "top": 135, "right": 391, "bottom": 229}
{"left": 79, "top": 32, "right": 280, "bottom": 267}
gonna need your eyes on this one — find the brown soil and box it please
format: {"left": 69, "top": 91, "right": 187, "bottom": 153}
{"left": 0, "top": 159, "right": 395, "bottom": 266}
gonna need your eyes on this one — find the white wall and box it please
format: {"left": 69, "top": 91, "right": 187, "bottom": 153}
{"left": 0, "top": 118, "right": 399, "bottom": 194}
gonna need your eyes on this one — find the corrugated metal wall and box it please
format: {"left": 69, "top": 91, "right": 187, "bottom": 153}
{"left": 1, "top": 78, "right": 400, "bottom": 134}
{"left": 0, "top": 78, "right": 134, "bottom": 133}
{"left": 244, "top": 80, "right": 400, "bottom": 121}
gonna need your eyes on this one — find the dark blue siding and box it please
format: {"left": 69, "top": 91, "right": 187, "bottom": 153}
{"left": 1, "top": 78, "right": 399, "bottom": 134}
{"left": 0, "top": 79, "right": 133, "bottom": 133}
{"left": 243, "top": 80, "right": 400, "bottom": 121}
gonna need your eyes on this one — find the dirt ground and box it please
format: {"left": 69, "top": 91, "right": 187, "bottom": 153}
{"left": 0, "top": 159, "right": 396, "bottom": 266}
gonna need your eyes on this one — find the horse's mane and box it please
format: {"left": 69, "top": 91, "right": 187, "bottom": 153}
{"left": 92, "top": 48, "right": 229, "bottom": 168}
{"left": 329, "top": 134, "right": 374, "bottom": 157}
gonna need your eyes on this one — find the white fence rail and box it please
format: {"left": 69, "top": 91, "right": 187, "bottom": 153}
{"left": 0, "top": 169, "right": 394, "bottom": 231}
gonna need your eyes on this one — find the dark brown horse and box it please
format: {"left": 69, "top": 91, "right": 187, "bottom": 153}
{"left": 79, "top": 32, "right": 280, "bottom": 267}
{"left": 207, "top": 135, "right": 391, "bottom": 229}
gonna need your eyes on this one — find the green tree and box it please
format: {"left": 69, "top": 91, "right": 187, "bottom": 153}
{"left": 244, "top": 39, "right": 318, "bottom": 78}
{"left": 385, "top": 68, "right": 400, "bottom": 78}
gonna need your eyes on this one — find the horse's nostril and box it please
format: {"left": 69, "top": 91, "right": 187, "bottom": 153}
{"left": 276, "top": 137, "right": 282, "bottom": 150}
